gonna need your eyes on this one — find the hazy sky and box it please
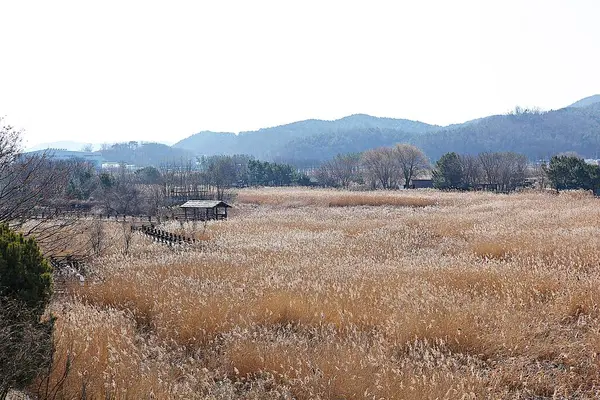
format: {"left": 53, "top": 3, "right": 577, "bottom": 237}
{"left": 1, "top": 0, "right": 599, "bottom": 147}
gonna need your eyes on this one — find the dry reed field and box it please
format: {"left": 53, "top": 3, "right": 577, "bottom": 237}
{"left": 38, "top": 188, "right": 600, "bottom": 399}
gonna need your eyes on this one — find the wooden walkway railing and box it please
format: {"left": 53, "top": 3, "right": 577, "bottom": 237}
{"left": 50, "top": 255, "right": 87, "bottom": 292}
{"left": 31, "top": 213, "right": 171, "bottom": 222}
{"left": 49, "top": 254, "right": 87, "bottom": 271}
{"left": 131, "top": 225, "right": 198, "bottom": 246}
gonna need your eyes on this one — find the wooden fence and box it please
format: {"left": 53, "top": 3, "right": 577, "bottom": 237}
{"left": 30, "top": 212, "right": 188, "bottom": 223}
{"left": 49, "top": 254, "right": 87, "bottom": 270}
{"left": 131, "top": 224, "right": 198, "bottom": 246}
{"left": 50, "top": 254, "right": 87, "bottom": 293}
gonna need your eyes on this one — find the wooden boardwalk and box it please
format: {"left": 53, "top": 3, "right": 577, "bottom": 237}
{"left": 49, "top": 254, "right": 87, "bottom": 271}
{"left": 131, "top": 225, "right": 198, "bottom": 246}
{"left": 50, "top": 254, "right": 87, "bottom": 294}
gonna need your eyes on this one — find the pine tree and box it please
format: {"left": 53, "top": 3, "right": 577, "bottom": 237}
{"left": 0, "top": 224, "right": 53, "bottom": 313}
{"left": 0, "top": 224, "right": 54, "bottom": 398}
{"left": 433, "top": 152, "right": 464, "bottom": 189}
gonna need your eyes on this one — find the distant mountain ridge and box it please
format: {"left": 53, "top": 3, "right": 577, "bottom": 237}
{"left": 173, "top": 95, "right": 600, "bottom": 164}
{"left": 414, "top": 104, "right": 600, "bottom": 160}
{"left": 98, "top": 142, "right": 193, "bottom": 166}
{"left": 28, "top": 95, "right": 600, "bottom": 166}
{"left": 25, "top": 141, "right": 193, "bottom": 167}
{"left": 26, "top": 140, "right": 176, "bottom": 153}
{"left": 173, "top": 114, "right": 439, "bottom": 162}
{"left": 567, "top": 94, "right": 600, "bottom": 108}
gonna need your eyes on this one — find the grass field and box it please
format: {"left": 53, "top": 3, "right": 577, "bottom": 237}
{"left": 38, "top": 188, "right": 600, "bottom": 399}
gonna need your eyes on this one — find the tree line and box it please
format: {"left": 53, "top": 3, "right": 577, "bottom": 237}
{"left": 544, "top": 155, "right": 600, "bottom": 192}
{"left": 315, "top": 146, "right": 533, "bottom": 192}
{"left": 315, "top": 145, "right": 531, "bottom": 191}
{"left": 34, "top": 144, "right": 600, "bottom": 221}
{"left": 315, "top": 143, "right": 600, "bottom": 194}
{"left": 433, "top": 151, "right": 600, "bottom": 193}
{"left": 61, "top": 155, "right": 311, "bottom": 216}
{"left": 316, "top": 144, "right": 430, "bottom": 189}
{"left": 432, "top": 151, "right": 529, "bottom": 191}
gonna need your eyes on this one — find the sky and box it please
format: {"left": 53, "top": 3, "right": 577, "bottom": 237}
{"left": 1, "top": 0, "right": 599, "bottom": 148}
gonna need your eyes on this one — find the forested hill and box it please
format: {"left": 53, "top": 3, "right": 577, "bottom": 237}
{"left": 172, "top": 95, "right": 600, "bottom": 164}
{"left": 415, "top": 103, "right": 600, "bottom": 160}
{"left": 100, "top": 142, "right": 193, "bottom": 166}
{"left": 567, "top": 94, "right": 600, "bottom": 108}
{"left": 173, "top": 114, "right": 439, "bottom": 160}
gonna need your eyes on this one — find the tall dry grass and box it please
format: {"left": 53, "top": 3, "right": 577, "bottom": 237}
{"left": 36, "top": 188, "right": 600, "bottom": 399}
{"left": 237, "top": 187, "right": 439, "bottom": 208}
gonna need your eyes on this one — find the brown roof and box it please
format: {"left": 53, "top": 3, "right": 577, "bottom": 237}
{"left": 180, "top": 200, "right": 231, "bottom": 208}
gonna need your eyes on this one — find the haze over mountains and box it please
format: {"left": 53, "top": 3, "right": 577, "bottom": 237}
{"left": 173, "top": 115, "right": 440, "bottom": 165}
{"left": 25, "top": 140, "right": 176, "bottom": 153}
{"left": 567, "top": 94, "right": 600, "bottom": 109}
{"left": 173, "top": 95, "right": 600, "bottom": 164}
{"left": 28, "top": 95, "right": 600, "bottom": 166}
{"left": 26, "top": 141, "right": 100, "bottom": 152}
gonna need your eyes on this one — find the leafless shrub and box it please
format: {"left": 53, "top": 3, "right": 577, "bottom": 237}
{"left": 122, "top": 222, "right": 133, "bottom": 255}
{"left": 0, "top": 298, "right": 53, "bottom": 399}
{"left": 87, "top": 220, "right": 105, "bottom": 257}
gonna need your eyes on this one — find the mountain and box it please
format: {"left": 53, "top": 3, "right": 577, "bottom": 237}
{"left": 173, "top": 114, "right": 439, "bottom": 161}
{"left": 414, "top": 105, "right": 600, "bottom": 160}
{"left": 174, "top": 96, "right": 600, "bottom": 164}
{"left": 35, "top": 96, "right": 594, "bottom": 167}
{"left": 100, "top": 142, "right": 193, "bottom": 166}
{"left": 280, "top": 107, "right": 600, "bottom": 162}
{"left": 174, "top": 131, "right": 238, "bottom": 155}
{"left": 567, "top": 94, "right": 600, "bottom": 108}
{"left": 26, "top": 140, "right": 177, "bottom": 153}
{"left": 281, "top": 128, "right": 414, "bottom": 166}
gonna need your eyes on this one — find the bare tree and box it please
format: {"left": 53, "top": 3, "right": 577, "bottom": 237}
{"left": 98, "top": 169, "right": 140, "bottom": 216}
{"left": 459, "top": 154, "right": 483, "bottom": 187}
{"left": 497, "top": 152, "right": 527, "bottom": 191}
{"left": 0, "top": 120, "right": 79, "bottom": 257}
{"left": 530, "top": 162, "right": 549, "bottom": 189}
{"left": 122, "top": 222, "right": 133, "bottom": 255}
{"left": 478, "top": 152, "right": 502, "bottom": 187}
{"left": 329, "top": 153, "right": 361, "bottom": 188}
{"left": 160, "top": 158, "right": 202, "bottom": 203}
{"left": 394, "top": 144, "right": 430, "bottom": 188}
{"left": 361, "top": 147, "right": 400, "bottom": 189}
{"left": 140, "top": 184, "right": 166, "bottom": 216}
{"left": 87, "top": 219, "right": 105, "bottom": 257}
{"left": 199, "top": 155, "right": 242, "bottom": 199}
{"left": 0, "top": 157, "right": 69, "bottom": 224}
{"left": 478, "top": 152, "right": 527, "bottom": 191}
{"left": 315, "top": 162, "right": 336, "bottom": 187}
{"left": 316, "top": 154, "right": 360, "bottom": 188}
{"left": 79, "top": 144, "right": 93, "bottom": 152}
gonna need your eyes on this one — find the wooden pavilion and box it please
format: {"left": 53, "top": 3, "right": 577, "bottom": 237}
{"left": 180, "top": 200, "right": 231, "bottom": 221}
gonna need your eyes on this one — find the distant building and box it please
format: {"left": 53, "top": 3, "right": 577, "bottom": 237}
{"left": 179, "top": 200, "right": 232, "bottom": 221}
{"left": 24, "top": 149, "right": 104, "bottom": 168}
{"left": 101, "top": 162, "right": 139, "bottom": 171}
{"left": 410, "top": 179, "right": 434, "bottom": 189}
